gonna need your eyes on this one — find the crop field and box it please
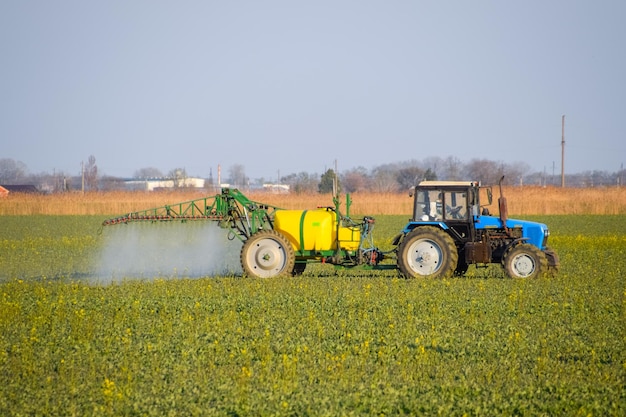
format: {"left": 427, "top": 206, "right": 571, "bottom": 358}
{"left": 1, "top": 211, "right": 625, "bottom": 415}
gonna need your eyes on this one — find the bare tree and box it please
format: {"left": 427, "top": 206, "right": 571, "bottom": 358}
{"left": 396, "top": 166, "right": 424, "bottom": 190}
{"left": 370, "top": 167, "right": 398, "bottom": 193}
{"left": 341, "top": 167, "right": 369, "bottom": 193}
{"left": 282, "top": 172, "right": 318, "bottom": 193}
{"left": 228, "top": 164, "right": 246, "bottom": 188}
{"left": 439, "top": 156, "right": 463, "bottom": 180}
{"left": 168, "top": 168, "right": 188, "bottom": 188}
{"left": 507, "top": 162, "right": 531, "bottom": 185}
{"left": 0, "top": 158, "right": 28, "bottom": 184}
{"left": 463, "top": 159, "right": 504, "bottom": 185}
{"left": 84, "top": 155, "right": 98, "bottom": 190}
{"left": 421, "top": 156, "right": 442, "bottom": 178}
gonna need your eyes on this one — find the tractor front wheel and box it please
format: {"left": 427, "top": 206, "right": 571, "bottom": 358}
{"left": 241, "top": 230, "right": 295, "bottom": 278}
{"left": 502, "top": 243, "right": 547, "bottom": 279}
{"left": 397, "top": 227, "right": 458, "bottom": 278}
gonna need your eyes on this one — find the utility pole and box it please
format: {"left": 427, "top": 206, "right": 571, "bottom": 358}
{"left": 81, "top": 161, "right": 85, "bottom": 194}
{"left": 561, "top": 115, "right": 565, "bottom": 187}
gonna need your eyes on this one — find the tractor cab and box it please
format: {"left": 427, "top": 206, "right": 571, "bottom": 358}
{"left": 411, "top": 181, "right": 480, "bottom": 222}
{"left": 407, "top": 181, "right": 486, "bottom": 245}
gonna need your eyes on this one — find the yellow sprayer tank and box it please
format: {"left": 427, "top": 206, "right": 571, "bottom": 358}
{"left": 274, "top": 209, "right": 360, "bottom": 252}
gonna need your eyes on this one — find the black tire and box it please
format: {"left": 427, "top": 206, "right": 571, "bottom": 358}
{"left": 454, "top": 261, "right": 469, "bottom": 276}
{"left": 292, "top": 262, "right": 307, "bottom": 276}
{"left": 544, "top": 246, "right": 560, "bottom": 277}
{"left": 502, "top": 243, "right": 547, "bottom": 279}
{"left": 397, "top": 227, "right": 458, "bottom": 278}
{"left": 240, "top": 230, "right": 295, "bottom": 278}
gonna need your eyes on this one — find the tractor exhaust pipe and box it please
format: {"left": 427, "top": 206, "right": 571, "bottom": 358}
{"left": 498, "top": 176, "right": 508, "bottom": 229}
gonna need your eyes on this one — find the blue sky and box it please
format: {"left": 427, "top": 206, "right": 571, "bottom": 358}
{"left": 1, "top": 1, "right": 624, "bottom": 180}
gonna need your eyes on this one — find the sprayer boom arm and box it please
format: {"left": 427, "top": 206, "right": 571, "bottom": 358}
{"left": 102, "top": 188, "right": 280, "bottom": 240}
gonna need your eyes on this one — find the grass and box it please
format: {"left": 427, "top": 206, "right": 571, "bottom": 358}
{"left": 0, "top": 214, "right": 625, "bottom": 415}
{"left": 1, "top": 274, "right": 624, "bottom": 415}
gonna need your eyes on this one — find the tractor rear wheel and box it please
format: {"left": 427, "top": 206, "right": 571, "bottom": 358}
{"left": 241, "top": 230, "right": 295, "bottom": 278}
{"left": 397, "top": 227, "right": 458, "bottom": 278}
{"left": 502, "top": 243, "right": 547, "bottom": 279}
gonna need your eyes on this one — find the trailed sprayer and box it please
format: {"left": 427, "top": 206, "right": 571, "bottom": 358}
{"left": 102, "top": 178, "right": 559, "bottom": 279}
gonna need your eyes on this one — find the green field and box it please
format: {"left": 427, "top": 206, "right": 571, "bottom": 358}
{"left": 1, "top": 215, "right": 624, "bottom": 415}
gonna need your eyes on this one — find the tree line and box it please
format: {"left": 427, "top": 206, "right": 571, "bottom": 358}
{"left": 0, "top": 156, "right": 624, "bottom": 193}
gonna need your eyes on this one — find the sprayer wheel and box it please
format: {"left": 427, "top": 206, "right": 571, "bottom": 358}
{"left": 240, "top": 230, "right": 295, "bottom": 278}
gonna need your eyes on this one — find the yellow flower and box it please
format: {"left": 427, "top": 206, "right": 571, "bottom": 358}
{"left": 102, "top": 378, "right": 115, "bottom": 397}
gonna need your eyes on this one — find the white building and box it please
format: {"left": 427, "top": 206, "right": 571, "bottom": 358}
{"left": 125, "top": 177, "right": 206, "bottom": 191}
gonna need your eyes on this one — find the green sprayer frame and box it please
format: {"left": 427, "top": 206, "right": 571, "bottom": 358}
{"left": 102, "top": 188, "right": 281, "bottom": 242}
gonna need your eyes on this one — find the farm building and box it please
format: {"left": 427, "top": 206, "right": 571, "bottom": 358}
{"left": 262, "top": 183, "right": 290, "bottom": 193}
{"left": 124, "top": 177, "right": 206, "bottom": 191}
{"left": 0, "top": 184, "right": 39, "bottom": 197}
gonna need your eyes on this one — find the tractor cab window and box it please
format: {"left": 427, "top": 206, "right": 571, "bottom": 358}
{"left": 416, "top": 190, "right": 442, "bottom": 221}
{"left": 444, "top": 191, "right": 468, "bottom": 220}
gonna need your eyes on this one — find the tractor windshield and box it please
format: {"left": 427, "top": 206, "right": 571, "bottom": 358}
{"left": 415, "top": 188, "right": 469, "bottom": 221}
{"left": 415, "top": 190, "right": 442, "bottom": 221}
{"left": 443, "top": 191, "right": 468, "bottom": 220}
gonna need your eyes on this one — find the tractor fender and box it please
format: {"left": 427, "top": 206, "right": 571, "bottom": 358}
{"left": 503, "top": 237, "right": 529, "bottom": 253}
{"left": 393, "top": 222, "right": 450, "bottom": 247}
{"left": 544, "top": 247, "right": 560, "bottom": 268}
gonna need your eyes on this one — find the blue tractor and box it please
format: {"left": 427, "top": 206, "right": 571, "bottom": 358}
{"left": 393, "top": 179, "right": 559, "bottom": 279}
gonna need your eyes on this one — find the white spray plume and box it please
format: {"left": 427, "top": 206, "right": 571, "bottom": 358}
{"left": 94, "top": 222, "right": 243, "bottom": 284}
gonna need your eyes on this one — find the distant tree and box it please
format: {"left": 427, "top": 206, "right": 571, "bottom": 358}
{"left": 84, "top": 155, "right": 98, "bottom": 190}
{"left": 463, "top": 159, "right": 504, "bottom": 185}
{"left": 228, "top": 164, "right": 246, "bottom": 188}
{"left": 318, "top": 169, "right": 339, "bottom": 194}
{"left": 282, "top": 172, "right": 318, "bottom": 193}
{"left": 506, "top": 162, "right": 531, "bottom": 185}
{"left": 99, "top": 175, "right": 126, "bottom": 191}
{"left": 420, "top": 157, "right": 442, "bottom": 178}
{"left": 341, "top": 167, "right": 369, "bottom": 193}
{"left": 579, "top": 170, "right": 613, "bottom": 187}
{"left": 423, "top": 168, "right": 437, "bottom": 181}
{"left": 615, "top": 168, "right": 626, "bottom": 187}
{"left": 134, "top": 167, "right": 163, "bottom": 178}
{"left": 168, "top": 168, "right": 187, "bottom": 188}
{"left": 524, "top": 171, "right": 546, "bottom": 186}
{"left": 28, "top": 170, "right": 71, "bottom": 193}
{"left": 370, "top": 167, "right": 398, "bottom": 193}
{"left": 396, "top": 166, "right": 424, "bottom": 190}
{"left": 439, "top": 156, "right": 463, "bottom": 180}
{"left": 0, "top": 158, "right": 28, "bottom": 184}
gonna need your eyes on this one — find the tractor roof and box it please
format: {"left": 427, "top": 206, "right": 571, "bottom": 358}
{"left": 418, "top": 181, "right": 480, "bottom": 187}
